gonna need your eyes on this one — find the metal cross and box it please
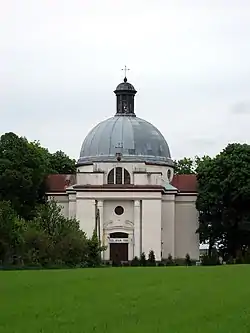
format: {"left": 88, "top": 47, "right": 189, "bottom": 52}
{"left": 121, "top": 65, "right": 130, "bottom": 77}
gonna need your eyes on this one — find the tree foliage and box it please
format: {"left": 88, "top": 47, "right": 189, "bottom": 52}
{"left": 87, "top": 230, "right": 106, "bottom": 267}
{"left": 0, "top": 201, "right": 25, "bottom": 264}
{"left": 140, "top": 252, "right": 147, "bottom": 266}
{"left": 174, "top": 157, "right": 196, "bottom": 174}
{"left": 148, "top": 250, "right": 156, "bottom": 266}
{"left": 0, "top": 132, "right": 75, "bottom": 220}
{"left": 185, "top": 253, "right": 192, "bottom": 266}
{"left": 0, "top": 200, "right": 105, "bottom": 267}
{"left": 174, "top": 156, "right": 211, "bottom": 175}
{"left": 131, "top": 256, "right": 140, "bottom": 266}
{"left": 49, "top": 150, "right": 76, "bottom": 174}
{"left": 196, "top": 143, "right": 250, "bottom": 258}
{"left": 167, "top": 253, "right": 174, "bottom": 266}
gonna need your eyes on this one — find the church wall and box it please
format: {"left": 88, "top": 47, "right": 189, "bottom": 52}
{"left": 68, "top": 192, "right": 76, "bottom": 218}
{"left": 48, "top": 194, "right": 69, "bottom": 218}
{"left": 161, "top": 195, "right": 175, "bottom": 259}
{"left": 103, "top": 200, "right": 134, "bottom": 261}
{"left": 134, "top": 173, "right": 148, "bottom": 185}
{"left": 97, "top": 162, "right": 145, "bottom": 171}
{"left": 134, "top": 172, "right": 162, "bottom": 185}
{"left": 175, "top": 195, "right": 199, "bottom": 260}
{"left": 141, "top": 199, "right": 162, "bottom": 261}
{"left": 75, "top": 190, "right": 162, "bottom": 261}
{"left": 148, "top": 173, "right": 162, "bottom": 185}
{"left": 76, "top": 172, "right": 104, "bottom": 185}
{"left": 76, "top": 198, "right": 96, "bottom": 238}
{"left": 87, "top": 162, "right": 171, "bottom": 186}
{"left": 76, "top": 165, "right": 94, "bottom": 173}
{"left": 146, "top": 165, "right": 174, "bottom": 183}
{"left": 103, "top": 200, "right": 134, "bottom": 226}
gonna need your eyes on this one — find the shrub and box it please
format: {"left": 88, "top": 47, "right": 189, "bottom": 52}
{"left": 166, "top": 253, "right": 175, "bottom": 266}
{"left": 121, "top": 261, "right": 130, "bottom": 267}
{"left": 87, "top": 230, "right": 102, "bottom": 267}
{"left": 185, "top": 253, "right": 192, "bottom": 266}
{"left": 140, "top": 252, "right": 147, "bottom": 266}
{"left": 148, "top": 250, "right": 156, "bottom": 266}
{"left": 158, "top": 260, "right": 165, "bottom": 267}
{"left": 244, "top": 253, "right": 250, "bottom": 264}
{"left": 201, "top": 254, "right": 219, "bottom": 266}
{"left": 131, "top": 256, "right": 140, "bottom": 266}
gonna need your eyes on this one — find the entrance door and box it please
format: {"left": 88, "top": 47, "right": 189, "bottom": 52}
{"left": 110, "top": 243, "right": 128, "bottom": 264}
{"left": 109, "top": 232, "right": 129, "bottom": 264}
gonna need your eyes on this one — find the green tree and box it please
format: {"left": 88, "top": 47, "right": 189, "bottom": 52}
{"left": 0, "top": 132, "right": 76, "bottom": 220}
{"left": 174, "top": 157, "right": 195, "bottom": 174}
{"left": 148, "top": 250, "right": 156, "bottom": 266}
{"left": 49, "top": 150, "right": 76, "bottom": 174}
{"left": 0, "top": 196, "right": 103, "bottom": 268}
{"left": 131, "top": 256, "right": 140, "bottom": 266}
{"left": 174, "top": 156, "right": 211, "bottom": 175}
{"left": 87, "top": 230, "right": 105, "bottom": 267}
{"left": 33, "top": 201, "right": 80, "bottom": 240}
{"left": 0, "top": 201, "right": 25, "bottom": 264}
{"left": 140, "top": 252, "right": 147, "bottom": 266}
{"left": 196, "top": 143, "right": 250, "bottom": 258}
{"left": 167, "top": 253, "right": 174, "bottom": 266}
{"left": 194, "top": 155, "right": 212, "bottom": 172}
{"left": 0, "top": 133, "right": 51, "bottom": 219}
{"left": 185, "top": 253, "right": 192, "bottom": 266}
{"left": 54, "top": 232, "right": 88, "bottom": 267}
{"left": 22, "top": 225, "right": 51, "bottom": 266}
{"left": 26, "top": 201, "right": 88, "bottom": 266}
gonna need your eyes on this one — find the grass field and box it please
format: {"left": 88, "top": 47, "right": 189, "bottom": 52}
{"left": 1, "top": 265, "right": 250, "bottom": 333}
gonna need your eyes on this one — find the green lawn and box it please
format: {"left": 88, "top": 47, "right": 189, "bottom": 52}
{"left": 0, "top": 265, "right": 250, "bottom": 333}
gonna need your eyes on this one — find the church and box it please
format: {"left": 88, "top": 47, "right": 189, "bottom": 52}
{"left": 46, "top": 74, "right": 199, "bottom": 262}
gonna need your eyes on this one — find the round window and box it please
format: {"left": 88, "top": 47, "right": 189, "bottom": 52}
{"left": 115, "top": 206, "right": 124, "bottom": 215}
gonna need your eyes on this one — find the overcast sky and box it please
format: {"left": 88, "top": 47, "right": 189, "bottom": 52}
{"left": 1, "top": 0, "right": 250, "bottom": 160}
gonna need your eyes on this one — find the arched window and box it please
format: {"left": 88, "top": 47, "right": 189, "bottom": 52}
{"left": 107, "top": 167, "right": 131, "bottom": 185}
{"left": 124, "top": 169, "right": 131, "bottom": 184}
{"left": 116, "top": 167, "right": 122, "bottom": 184}
{"left": 107, "top": 168, "right": 114, "bottom": 184}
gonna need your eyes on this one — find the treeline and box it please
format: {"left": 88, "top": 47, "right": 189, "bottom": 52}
{"left": 0, "top": 132, "right": 99, "bottom": 268}
{"left": 0, "top": 132, "right": 75, "bottom": 221}
{"left": 0, "top": 200, "right": 104, "bottom": 268}
{"left": 175, "top": 144, "right": 250, "bottom": 262}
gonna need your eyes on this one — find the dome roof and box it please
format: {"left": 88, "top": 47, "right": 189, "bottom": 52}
{"left": 78, "top": 116, "right": 172, "bottom": 165}
{"left": 114, "top": 76, "right": 136, "bottom": 92}
{"left": 115, "top": 80, "right": 136, "bottom": 92}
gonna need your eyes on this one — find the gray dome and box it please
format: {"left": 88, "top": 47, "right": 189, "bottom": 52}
{"left": 78, "top": 116, "right": 172, "bottom": 165}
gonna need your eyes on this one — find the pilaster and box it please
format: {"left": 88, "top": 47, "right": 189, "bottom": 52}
{"left": 134, "top": 200, "right": 141, "bottom": 258}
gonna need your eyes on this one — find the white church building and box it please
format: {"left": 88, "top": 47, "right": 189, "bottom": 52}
{"left": 46, "top": 76, "right": 199, "bottom": 262}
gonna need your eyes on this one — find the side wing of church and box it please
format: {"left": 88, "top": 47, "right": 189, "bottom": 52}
{"left": 46, "top": 75, "right": 199, "bottom": 262}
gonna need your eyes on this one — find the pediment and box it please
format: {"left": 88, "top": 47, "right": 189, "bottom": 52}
{"left": 103, "top": 219, "right": 134, "bottom": 230}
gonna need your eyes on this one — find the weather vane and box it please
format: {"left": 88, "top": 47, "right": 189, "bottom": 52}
{"left": 121, "top": 65, "right": 130, "bottom": 78}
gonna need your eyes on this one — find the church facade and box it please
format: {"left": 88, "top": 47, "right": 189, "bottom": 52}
{"left": 46, "top": 76, "right": 199, "bottom": 262}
